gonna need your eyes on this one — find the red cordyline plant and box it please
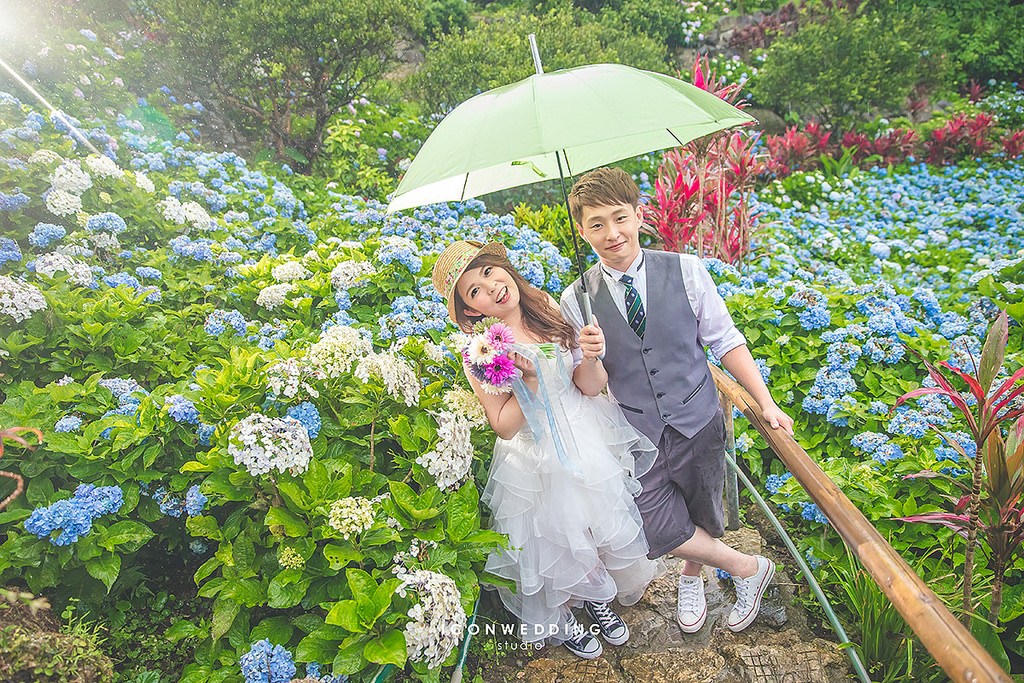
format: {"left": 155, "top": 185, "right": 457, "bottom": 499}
{"left": 893, "top": 311, "right": 1024, "bottom": 625}
{"left": 764, "top": 127, "right": 818, "bottom": 177}
{"left": 1001, "top": 130, "right": 1024, "bottom": 160}
{"left": 0, "top": 426, "right": 42, "bottom": 511}
{"left": 646, "top": 59, "right": 763, "bottom": 264}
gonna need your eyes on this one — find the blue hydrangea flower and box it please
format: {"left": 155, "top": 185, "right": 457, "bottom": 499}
{"left": 184, "top": 485, "right": 207, "bottom": 516}
{"left": 240, "top": 639, "right": 296, "bottom": 683}
{"left": 54, "top": 415, "right": 82, "bottom": 432}
{"left": 165, "top": 394, "right": 200, "bottom": 424}
{"left": 136, "top": 266, "right": 162, "bottom": 280}
{"left": 0, "top": 237, "right": 21, "bottom": 264}
{"left": 798, "top": 305, "right": 831, "bottom": 331}
{"left": 286, "top": 402, "right": 321, "bottom": 440}
{"left": 25, "top": 484, "right": 123, "bottom": 545}
{"left": 197, "top": 422, "right": 216, "bottom": 446}
{"left": 86, "top": 212, "right": 128, "bottom": 234}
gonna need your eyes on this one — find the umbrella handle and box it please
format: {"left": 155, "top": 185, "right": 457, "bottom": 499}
{"left": 581, "top": 296, "right": 606, "bottom": 361}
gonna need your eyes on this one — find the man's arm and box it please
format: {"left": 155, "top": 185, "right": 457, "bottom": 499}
{"left": 720, "top": 344, "right": 794, "bottom": 435}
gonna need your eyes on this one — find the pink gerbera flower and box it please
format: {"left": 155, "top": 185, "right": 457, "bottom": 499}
{"left": 485, "top": 322, "right": 514, "bottom": 352}
{"left": 484, "top": 354, "right": 517, "bottom": 387}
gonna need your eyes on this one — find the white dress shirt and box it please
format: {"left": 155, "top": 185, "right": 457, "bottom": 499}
{"left": 559, "top": 250, "right": 746, "bottom": 362}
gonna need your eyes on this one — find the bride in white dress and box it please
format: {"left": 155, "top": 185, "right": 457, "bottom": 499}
{"left": 432, "top": 240, "right": 662, "bottom": 660}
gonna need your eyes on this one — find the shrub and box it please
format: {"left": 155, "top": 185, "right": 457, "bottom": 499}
{"left": 409, "top": 7, "right": 668, "bottom": 115}
{"left": 751, "top": 5, "right": 951, "bottom": 126}
{"left": 420, "top": 0, "right": 472, "bottom": 41}
{"left": 600, "top": 0, "right": 686, "bottom": 48}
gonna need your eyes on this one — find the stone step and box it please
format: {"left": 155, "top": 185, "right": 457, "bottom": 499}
{"left": 477, "top": 528, "right": 853, "bottom": 683}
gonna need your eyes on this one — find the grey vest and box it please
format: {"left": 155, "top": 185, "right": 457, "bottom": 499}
{"left": 574, "top": 249, "right": 719, "bottom": 444}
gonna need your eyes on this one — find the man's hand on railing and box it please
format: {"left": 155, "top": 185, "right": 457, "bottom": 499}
{"left": 761, "top": 402, "right": 794, "bottom": 436}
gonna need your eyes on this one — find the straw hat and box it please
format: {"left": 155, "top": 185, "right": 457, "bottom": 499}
{"left": 432, "top": 240, "right": 507, "bottom": 323}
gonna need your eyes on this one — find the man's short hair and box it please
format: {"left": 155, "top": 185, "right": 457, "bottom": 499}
{"left": 568, "top": 167, "right": 640, "bottom": 225}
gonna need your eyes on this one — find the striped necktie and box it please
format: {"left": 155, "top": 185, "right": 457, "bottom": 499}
{"left": 620, "top": 274, "right": 646, "bottom": 338}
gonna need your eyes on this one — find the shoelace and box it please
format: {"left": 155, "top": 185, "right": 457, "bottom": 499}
{"left": 588, "top": 602, "right": 618, "bottom": 630}
{"left": 733, "top": 574, "right": 755, "bottom": 610}
{"left": 678, "top": 578, "right": 703, "bottom": 611}
{"left": 566, "top": 615, "right": 588, "bottom": 642}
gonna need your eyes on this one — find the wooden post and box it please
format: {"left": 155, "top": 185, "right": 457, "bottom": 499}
{"left": 708, "top": 363, "right": 1013, "bottom": 683}
{"left": 719, "top": 390, "right": 741, "bottom": 530}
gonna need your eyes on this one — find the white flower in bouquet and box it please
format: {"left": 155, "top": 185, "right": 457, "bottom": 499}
{"left": 442, "top": 388, "right": 487, "bottom": 428}
{"left": 0, "top": 276, "right": 47, "bottom": 322}
{"left": 355, "top": 352, "right": 420, "bottom": 406}
{"left": 396, "top": 568, "right": 467, "bottom": 669}
{"left": 329, "top": 259, "right": 376, "bottom": 289}
{"left": 327, "top": 497, "right": 375, "bottom": 540}
{"left": 28, "top": 149, "right": 63, "bottom": 166}
{"left": 265, "top": 358, "right": 323, "bottom": 400}
{"left": 228, "top": 413, "right": 312, "bottom": 476}
{"left": 466, "top": 336, "right": 497, "bottom": 364}
{"left": 256, "top": 283, "right": 293, "bottom": 310}
{"left": 49, "top": 160, "right": 92, "bottom": 194}
{"left": 272, "top": 260, "right": 311, "bottom": 283}
{"left": 45, "top": 189, "right": 82, "bottom": 217}
{"left": 34, "top": 252, "right": 93, "bottom": 287}
{"left": 304, "top": 325, "right": 373, "bottom": 378}
{"left": 83, "top": 154, "right": 122, "bottom": 179}
{"left": 133, "top": 172, "right": 155, "bottom": 193}
{"left": 416, "top": 411, "right": 473, "bottom": 489}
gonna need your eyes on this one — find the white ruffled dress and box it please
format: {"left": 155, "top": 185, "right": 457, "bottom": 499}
{"left": 481, "top": 343, "right": 661, "bottom": 645}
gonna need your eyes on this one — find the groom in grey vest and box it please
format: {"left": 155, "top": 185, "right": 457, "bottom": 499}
{"left": 560, "top": 167, "right": 794, "bottom": 634}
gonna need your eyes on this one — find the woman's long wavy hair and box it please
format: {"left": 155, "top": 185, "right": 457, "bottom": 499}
{"left": 453, "top": 253, "right": 578, "bottom": 350}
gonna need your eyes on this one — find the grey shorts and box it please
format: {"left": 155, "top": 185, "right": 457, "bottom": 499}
{"left": 635, "top": 412, "right": 727, "bottom": 559}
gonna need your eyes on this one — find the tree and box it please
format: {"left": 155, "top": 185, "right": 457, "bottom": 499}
{"left": 750, "top": 5, "right": 950, "bottom": 127}
{"left": 144, "top": 0, "right": 421, "bottom": 172}
{"left": 410, "top": 7, "right": 668, "bottom": 116}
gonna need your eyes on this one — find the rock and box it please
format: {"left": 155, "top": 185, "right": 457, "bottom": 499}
{"left": 719, "top": 629, "right": 850, "bottom": 683}
{"left": 620, "top": 648, "right": 727, "bottom": 683}
{"left": 523, "top": 655, "right": 622, "bottom": 682}
{"left": 716, "top": 15, "right": 744, "bottom": 32}
{"left": 745, "top": 108, "right": 788, "bottom": 136}
{"left": 721, "top": 527, "right": 763, "bottom": 557}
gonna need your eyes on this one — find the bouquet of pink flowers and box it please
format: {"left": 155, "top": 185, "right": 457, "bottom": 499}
{"left": 462, "top": 318, "right": 519, "bottom": 393}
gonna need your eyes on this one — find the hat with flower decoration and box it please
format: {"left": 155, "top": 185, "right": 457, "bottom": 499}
{"left": 431, "top": 240, "right": 507, "bottom": 323}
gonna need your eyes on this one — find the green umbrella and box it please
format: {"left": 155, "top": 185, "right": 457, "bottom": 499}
{"left": 387, "top": 52, "right": 755, "bottom": 321}
{"left": 387, "top": 62, "right": 754, "bottom": 213}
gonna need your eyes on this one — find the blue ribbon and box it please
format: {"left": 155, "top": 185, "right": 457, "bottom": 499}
{"left": 510, "top": 343, "right": 581, "bottom": 475}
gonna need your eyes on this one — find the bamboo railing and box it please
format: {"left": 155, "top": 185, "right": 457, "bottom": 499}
{"left": 710, "top": 364, "right": 1013, "bottom": 683}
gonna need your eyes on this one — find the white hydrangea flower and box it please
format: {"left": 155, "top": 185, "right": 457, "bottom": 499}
{"left": 34, "top": 252, "right": 93, "bottom": 287}
{"left": 272, "top": 260, "right": 311, "bottom": 282}
{"left": 396, "top": 568, "right": 467, "bottom": 669}
{"left": 228, "top": 413, "right": 312, "bottom": 476}
{"left": 329, "top": 260, "right": 376, "bottom": 289}
{"left": 0, "top": 276, "right": 47, "bottom": 322}
{"left": 328, "top": 497, "right": 375, "bottom": 539}
{"left": 256, "top": 283, "right": 293, "bottom": 310}
{"left": 304, "top": 325, "right": 373, "bottom": 378}
{"left": 134, "top": 172, "right": 155, "bottom": 193}
{"left": 89, "top": 232, "right": 120, "bottom": 251}
{"left": 182, "top": 200, "right": 213, "bottom": 230}
{"left": 355, "top": 352, "right": 420, "bottom": 406}
{"left": 442, "top": 388, "right": 487, "bottom": 428}
{"left": 159, "top": 196, "right": 187, "bottom": 224}
{"left": 45, "top": 189, "right": 83, "bottom": 216}
{"left": 49, "top": 160, "right": 92, "bottom": 194}
{"left": 264, "top": 358, "right": 323, "bottom": 400}
{"left": 28, "top": 149, "right": 63, "bottom": 165}
{"left": 83, "top": 154, "right": 122, "bottom": 179}
{"left": 416, "top": 412, "right": 473, "bottom": 489}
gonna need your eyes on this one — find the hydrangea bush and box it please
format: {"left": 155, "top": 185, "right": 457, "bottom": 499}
{"left": 2, "top": 19, "right": 1024, "bottom": 681}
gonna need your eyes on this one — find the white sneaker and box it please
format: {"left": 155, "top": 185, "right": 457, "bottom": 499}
{"left": 727, "top": 555, "right": 775, "bottom": 632}
{"left": 676, "top": 574, "right": 707, "bottom": 633}
{"left": 563, "top": 612, "right": 603, "bottom": 659}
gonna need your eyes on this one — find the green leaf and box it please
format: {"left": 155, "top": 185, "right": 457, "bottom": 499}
{"left": 978, "top": 311, "right": 1008, "bottom": 395}
{"left": 85, "top": 552, "right": 121, "bottom": 593}
{"left": 100, "top": 520, "right": 155, "bottom": 553}
{"left": 346, "top": 568, "right": 377, "bottom": 605}
{"left": 296, "top": 634, "right": 342, "bottom": 664}
{"left": 323, "top": 543, "right": 362, "bottom": 570}
{"left": 250, "top": 616, "right": 294, "bottom": 646}
{"left": 265, "top": 506, "right": 309, "bottom": 537}
{"left": 186, "top": 515, "right": 222, "bottom": 541}
{"left": 166, "top": 619, "right": 206, "bottom": 642}
{"left": 446, "top": 481, "right": 479, "bottom": 542}
{"left": 363, "top": 629, "right": 407, "bottom": 667}
{"left": 325, "top": 600, "right": 362, "bottom": 632}
{"left": 333, "top": 635, "right": 370, "bottom": 675}
{"left": 267, "top": 571, "right": 307, "bottom": 609}
{"left": 211, "top": 597, "right": 241, "bottom": 641}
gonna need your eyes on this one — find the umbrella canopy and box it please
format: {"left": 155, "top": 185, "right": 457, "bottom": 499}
{"left": 387, "top": 62, "right": 755, "bottom": 213}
